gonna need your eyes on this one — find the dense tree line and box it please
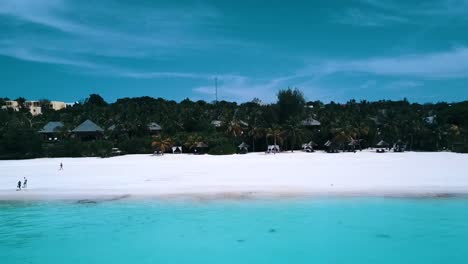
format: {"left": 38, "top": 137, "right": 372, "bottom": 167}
{"left": 0, "top": 89, "right": 467, "bottom": 159}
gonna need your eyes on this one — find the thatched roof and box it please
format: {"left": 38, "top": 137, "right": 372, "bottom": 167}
{"left": 39, "top": 121, "right": 64, "bottom": 133}
{"left": 301, "top": 117, "right": 321, "bottom": 127}
{"left": 376, "top": 140, "right": 389, "bottom": 147}
{"left": 148, "top": 122, "right": 162, "bottom": 131}
{"left": 72, "top": 120, "right": 104, "bottom": 133}
{"left": 238, "top": 142, "right": 250, "bottom": 149}
{"left": 302, "top": 141, "right": 318, "bottom": 148}
{"left": 324, "top": 140, "right": 333, "bottom": 147}
{"left": 196, "top": 142, "right": 208, "bottom": 148}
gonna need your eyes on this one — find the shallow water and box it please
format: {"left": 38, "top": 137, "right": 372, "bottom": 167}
{"left": 1, "top": 198, "right": 468, "bottom": 264}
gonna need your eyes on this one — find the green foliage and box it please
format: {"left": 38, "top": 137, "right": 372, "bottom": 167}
{"left": 208, "top": 144, "right": 237, "bottom": 155}
{"left": 0, "top": 92, "right": 467, "bottom": 159}
{"left": 277, "top": 88, "right": 306, "bottom": 123}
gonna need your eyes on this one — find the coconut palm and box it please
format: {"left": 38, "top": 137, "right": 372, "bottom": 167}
{"left": 151, "top": 137, "right": 173, "bottom": 153}
{"left": 266, "top": 125, "right": 284, "bottom": 148}
{"left": 247, "top": 125, "right": 263, "bottom": 152}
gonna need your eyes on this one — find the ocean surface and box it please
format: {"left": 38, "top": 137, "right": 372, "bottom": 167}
{"left": 1, "top": 197, "right": 468, "bottom": 264}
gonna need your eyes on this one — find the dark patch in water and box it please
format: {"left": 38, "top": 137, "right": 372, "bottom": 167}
{"left": 269, "top": 229, "right": 277, "bottom": 233}
{"left": 76, "top": 199, "right": 97, "bottom": 204}
{"left": 237, "top": 239, "right": 245, "bottom": 243}
{"left": 375, "top": 234, "right": 391, "bottom": 239}
{"left": 76, "top": 194, "right": 131, "bottom": 205}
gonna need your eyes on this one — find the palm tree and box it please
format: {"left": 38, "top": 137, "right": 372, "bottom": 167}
{"left": 247, "top": 126, "right": 263, "bottom": 152}
{"left": 283, "top": 119, "right": 303, "bottom": 152}
{"left": 151, "top": 137, "right": 173, "bottom": 154}
{"left": 266, "top": 125, "right": 284, "bottom": 148}
{"left": 226, "top": 119, "right": 243, "bottom": 138}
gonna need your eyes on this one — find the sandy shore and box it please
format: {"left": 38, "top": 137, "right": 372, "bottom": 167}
{"left": 1, "top": 151, "right": 468, "bottom": 201}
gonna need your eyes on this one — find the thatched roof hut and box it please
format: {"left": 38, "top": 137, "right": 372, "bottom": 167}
{"left": 376, "top": 140, "right": 389, "bottom": 147}
{"left": 148, "top": 122, "right": 162, "bottom": 134}
{"left": 302, "top": 141, "right": 317, "bottom": 152}
{"left": 72, "top": 120, "right": 104, "bottom": 140}
{"left": 238, "top": 142, "right": 250, "bottom": 154}
{"left": 301, "top": 117, "right": 321, "bottom": 127}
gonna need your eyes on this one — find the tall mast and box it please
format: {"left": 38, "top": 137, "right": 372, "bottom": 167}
{"left": 215, "top": 77, "right": 218, "bottom": 103}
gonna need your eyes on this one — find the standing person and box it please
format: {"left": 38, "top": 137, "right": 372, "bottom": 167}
{"left": 60, "top": 162, "right": 63, "bottom": 171}
{"left": 23, "top": 177, "right": 28, "bottom": 189}
{"left": 17, "top": 180, "right": 22, "bottom": 191}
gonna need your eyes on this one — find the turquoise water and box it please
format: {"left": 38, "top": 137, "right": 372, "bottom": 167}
{"left": 1, "top": 198, "right": 468, "bottom": 264}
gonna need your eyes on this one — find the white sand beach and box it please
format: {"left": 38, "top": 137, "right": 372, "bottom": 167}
{"left": 1, "top": 151, "right": 468, "bottom": 201}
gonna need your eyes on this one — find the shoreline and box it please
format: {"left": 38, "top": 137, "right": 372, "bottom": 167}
{"left": 1, "top": 151, "right": 468, "bottom": 202}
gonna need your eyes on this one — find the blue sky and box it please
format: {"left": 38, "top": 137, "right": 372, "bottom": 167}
{"left": 1, "top": 0, "right": 468, "bottom": 103}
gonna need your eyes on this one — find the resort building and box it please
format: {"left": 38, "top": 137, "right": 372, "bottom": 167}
{"left": 148, "top": 122, "right": 162, "bottom": 135}
{"left": 211, "top": 120, "right": 223, "bottom": 128}
{"left": 194, "top": 142, "right": 209, "bottom": 154}
{"left": 49, "top": 101, "right": 67, "bottom": 111}
{"left": 38, "top": 121, "right": 65, "bottom": 141}
{"left": 72, "top": 119, "right": 104, "bottom": 140}
{"left": 1, "top": 100, "right": 20, "bottom": 111}
{"left": 301, "top": 117, "right": 321, "bottom": 127}
{"left": 24, "top": 101, "right": 42, "bottom": 116}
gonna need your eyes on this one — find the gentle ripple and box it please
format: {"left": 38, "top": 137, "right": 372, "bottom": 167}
{"left": 1, "top": 198, "right": 468, "bottom": 264}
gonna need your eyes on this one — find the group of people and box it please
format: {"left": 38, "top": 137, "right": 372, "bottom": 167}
{"left": 15, "top": 163, "right": 64, "bottom": 191}
{"left": 16, "top": 177, "right": 27, "bottom": 191}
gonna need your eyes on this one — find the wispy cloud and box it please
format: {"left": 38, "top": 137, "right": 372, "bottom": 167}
{"left": 306, "top": 47, "right": 468, "bottom": 79}
{"left": 334, "top": 0, "right": 468, "bottom": 27}
{"left": 333, "top": 8, "right": 409, "bottom": 27}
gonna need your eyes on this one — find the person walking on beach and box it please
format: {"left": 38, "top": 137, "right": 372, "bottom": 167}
{"left": 17, "top": 180, "right": 22, "bottom": 191}
{"left": 23, "top": 177, "right": 28, "bottom": 189}
{"left": 59, "top": 162, "right": 63, "bottom": 171}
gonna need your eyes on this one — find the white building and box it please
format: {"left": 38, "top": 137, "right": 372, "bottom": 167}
{"left": 49, "top": 101, "right": 67, "bottom": 111}
{"left": 2, "top": 100, "right": 20, "bottom": 111}
{"left": 25, "top": 101, "right": 42, "bottom": 116}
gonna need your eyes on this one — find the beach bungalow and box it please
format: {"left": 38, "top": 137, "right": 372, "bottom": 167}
{"left": 267, "top": 145, "right": 280, "bottom": 154}
{"left": 324, "top": 140, "right": 338, "bottom": 153}
{"left": 211, "top": 120, "right": 223, "bottom": 128}
{"left": 72, "top": 119, "right": 104, "bottom": 140}
{"left": 302, "top": 141, "right": 318, "bottom": 152}
{"left": 301, "top": 117, "right": 321, "bottom": 127}
{"left": 38, "top": 121, "right": 65, "bottom": 141}
{"left": 376, "top": 140, "right": 390, "bottom": 153}
{"left": 393, "top": 140, "right": 407, "bottom": 152}
{"left": 172, "top": 146, "right": 183, "bottom": 154}
{"left": 238, "top": 142, "right": 250, "bottom": 154}
{"left": 148, "top": 122, "right": 162, "bottom": 135}
{"left": 194, "top": 142, "right": 209, "bottom": 154}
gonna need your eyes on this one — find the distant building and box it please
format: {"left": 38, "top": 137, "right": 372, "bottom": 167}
{"left": 49, "top": 101, "right": 67, "bottom": 111}
{"left": 72, "top": 119, "right": 104, "bottom": 140}
{"left": 148, "top": 122, "right": 162, "bottom": 135}
{"left": 301, "top": 117, "right": 321, "bottom": 127}
{"left": 38, "top": 121, "right": 65, "bottom": 141}
{"left": 211, "top": 120, "right": 223, "bottom": 128}
{"left": 2, "top": 100, "right": 20, "bottom": 111}
{"left": 25, "top": 101, "right": 42, "bottom": 116}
